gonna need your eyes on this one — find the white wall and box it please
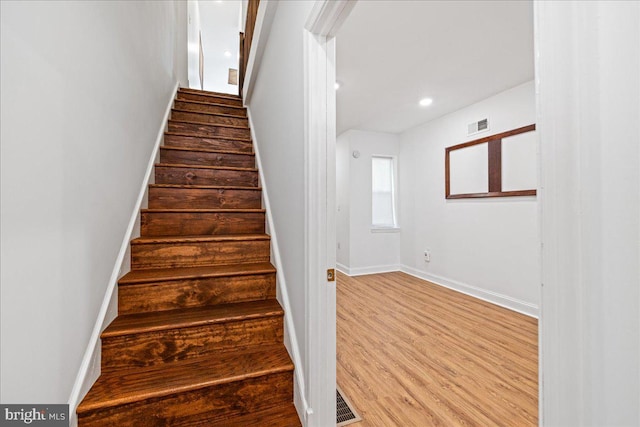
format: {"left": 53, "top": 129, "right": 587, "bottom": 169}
{"left": 198, "top": 0, "right": 241, "bottom": 94}
{"left": 399, "top": 81, "right": 539, "bottom": 315}
{"left": 536, "top": 1, "right": 640, "bottom": 425}
{"left": 336, "top": 130, "right": 401, "bottom": 275}
{"left": 241, "top": 0, "right": 248, "bottom": 32}
{"left": 0, "top": 0, "right": 187, "bottom": 404}
{"left": 187, "top": 0, "right": 202, "bottom": 90}
{"left": 243, "top": 0, "right": 315, "bottom": 414}
{"left": 336, "top": 134, "right": 351, "bottom": 268}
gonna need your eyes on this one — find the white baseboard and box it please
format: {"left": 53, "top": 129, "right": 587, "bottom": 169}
{"left": 400, "top": 265, "right": 539, "bottom": 318}
{"left": 336, "top": 262, "right": 350, "bottom": 275}
{"left": 337, "top": 263, "right": 401, "bottom": 277}
{"left": 67, "top": 82, "right": 180, "bottom": 424}
{"left": 246, "top": 108, "right": 309, "bottom": 421}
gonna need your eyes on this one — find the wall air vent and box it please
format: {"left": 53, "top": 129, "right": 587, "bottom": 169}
{"left": 228, "top": 68, "right": 238, "bottom": 85}
{"left": 467, "top": 118, "right": 490, "bottom": 136}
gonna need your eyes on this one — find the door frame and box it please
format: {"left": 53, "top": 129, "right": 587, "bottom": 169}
{"left": 303, "top": 1, "right": 640, "bottom": 426}
{"left": 303, "top": 1, "right": 356, "bottom": 426}
{"left": 302, "top": 1, "right": 546, "bottom": 426}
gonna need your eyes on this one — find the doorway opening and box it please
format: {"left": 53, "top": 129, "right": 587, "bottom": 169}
{"left": 187, "top": 0, "right": 241, "bottom": 94}
{"left": 330, "top": 1, "right": 539, "bottom": 425}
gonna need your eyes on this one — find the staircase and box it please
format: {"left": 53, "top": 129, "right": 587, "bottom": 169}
{"left": 77, "top": 88, "right": 301, "bottom": 426}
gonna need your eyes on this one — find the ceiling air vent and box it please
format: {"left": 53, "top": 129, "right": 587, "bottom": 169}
{"left": 467, "top": 118, "right": 489, "bottom": 136}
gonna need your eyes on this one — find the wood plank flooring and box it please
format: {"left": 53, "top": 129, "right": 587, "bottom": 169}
{"left": 336, "top": 271, "right": 538, "bottom": 427}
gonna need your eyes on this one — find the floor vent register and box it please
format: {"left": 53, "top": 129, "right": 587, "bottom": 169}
{"left": 337, "top": 386, "right": 362, "bottom": 426}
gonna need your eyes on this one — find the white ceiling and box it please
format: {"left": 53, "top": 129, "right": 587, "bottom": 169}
{"left": 336, "top": 0, "right": 534, "bottom": 135}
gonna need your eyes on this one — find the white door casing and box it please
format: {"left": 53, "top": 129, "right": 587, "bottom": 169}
{"left": 303, "top": 1, "right": 356, "bottom": 425}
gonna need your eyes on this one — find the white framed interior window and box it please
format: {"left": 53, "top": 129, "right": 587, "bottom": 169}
{"left": 371, "top": 155, "right": 399, "bottom": 231}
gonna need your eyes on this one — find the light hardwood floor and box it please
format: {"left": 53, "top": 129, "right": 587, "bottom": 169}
{"left": 337, "top": 271, "right": 538, "bottom": 426}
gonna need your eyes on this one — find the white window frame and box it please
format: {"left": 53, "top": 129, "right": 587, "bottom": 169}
{"left": 371, "top": 155, "right": 399, "bottom": 232}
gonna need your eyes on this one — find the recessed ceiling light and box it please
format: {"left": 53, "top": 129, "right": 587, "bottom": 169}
{"left": 335, "top": 82, "right": 341, "bottom": 90}
{"left": 224, "top": 50, "right": 231, "bottom": 58}
{"left": 419, "top": 98, "right": 433, "bottom": 107}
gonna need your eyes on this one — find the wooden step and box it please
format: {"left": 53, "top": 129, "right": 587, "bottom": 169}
{"left": 160, "top": 146, "right": 255, "bottom": 168}
{"left": 148, "top": 184, "right": 262, "bottom": 209}
{"left": 100, "top": 300, "right": 284, "bottom": 372}
{"left": 171, "top": 109, "right": 249, "bottom": 127}
{"left": 169, "top": 120, "right": 251, "bottom": 140}
{"left": 174, "top": 99, "right": 247, "bottom": 117}
{"left": 131, "top": 234, "right": 270, "bottom": 269}
{"left": 77, "top": 344, "right": 293, "bottom": 426}
{"left": 164, "top": 132, "right": 253, "bottom": 153}
{"left": 177, "top": 88, "right": 243, "bottom": 107}
{"left": 155, "top": 163, "right": 259, "bottom": 187}
{"left": 77, "top": 87, "right": 297, "bottom": 426}
{"left": 219, "top": 404, "right": 302, "bottom": 427}
{"left": 118, "top": 263, "right": 276, "bottom": 314}
{"left": 180, "top": 87, "right": 242, "bottom": 98}
{"left": 140, "top": 209, "right": 266, "bottom": 237}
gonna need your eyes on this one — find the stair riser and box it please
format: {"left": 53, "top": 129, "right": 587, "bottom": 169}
{"left": 177, "top": 91, "right": 244, "bottom": 107}
{"left": 148, "top": 187, "right": 262, "bottom": 209}
{"left": 101, "top": 316, "right": 283, "bottom": 372}
{"left": 174, "top": 100, "right": 246, "bottom": 117}
{"left": 155, "top": 166, "right": 258, "bottom": 187}
{"left": 214, "top": 405, "right": 302, "bottom": 427}
{"left": 118, "top": 273, "right": 276, "bottom": 314}
{"left": 77, "top": 371, "right": 293, "bottom": 427}
{"left": 140, "top": 211, "right": 265, "bottom": 237}
{"left": 169, "top": 121, "right": 251, "bottom": 139}
{"left": 131, "top": 240, "right": 270, "bottom": 269}
{"left": 172, "top": 110, "right": 249, "bottom": 127}
{"left": 164, "top": 134, "right": 253, "bottom": 153}
{"left": 160, "top": 148, "right": 255, "bottom": 168}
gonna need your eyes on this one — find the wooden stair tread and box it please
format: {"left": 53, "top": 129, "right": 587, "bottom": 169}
{"left": 179, "top": 88, "right": 241, "bottom": 100}
{"left": 119, "top": 262, "right": 275, "bottom": 285}
{"left": 174, "top": 98, "right": 247, "bottom": 111}
{"left": 160, "top": 146, "right": 255, "bottom": 156}
{"left": 207, "top": 404, "right": 301, "bottom": 427}
{"left": 77, "top": 343, "right": 292, "bottom": 414}
{"left": 172, "top": 108, "right": 247, "bottom": 120}
{"left": 149, "top": 183, "right": 261, "bottom": 190}
{"left": 103, "top": 299, "right": 283, "bottom": 338}
{"left": 131, "top": 234, "right": 270, "bottom": 245}
{"left": 169, "top": 119, "right": 249, "bottom": 130}
{"left": 76, "top": 87, "right": 297, "bottom": 425}
{"left": 141, "top": 208, "right": 265, "bottom": 213}
{"left": 165, "top": 131, "right": 252, "bottom": 143}
{"left": 156, "top": 162, "right": 257, "bottom": 172}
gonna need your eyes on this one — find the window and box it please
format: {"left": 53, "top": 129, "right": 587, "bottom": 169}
{"left": 372, "top": 156, "right": 398, "bottom": 228}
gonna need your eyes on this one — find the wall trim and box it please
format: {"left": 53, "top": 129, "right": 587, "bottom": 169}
{"left": 66, "top": 81, "right": 180, "bottom": 424}
{"left": 337, "top": 264, "right": 401, "bottom": 277}
{"left": 401, "top": 265, "right": 539, "bottom": 318}
{"left": 306, "top": 0, "right": 357, "bottom": 38}
{"left": 245, "top": 108, "right": 309, "bottom": 420}
{"left": 336, "top": 262, "right": 350, "bottom": 275}
{"left": 302, "top": 28, "right": 337, "bottom": 427}
{"left": 302, "top": 2, "right": 357, "bottom": 424}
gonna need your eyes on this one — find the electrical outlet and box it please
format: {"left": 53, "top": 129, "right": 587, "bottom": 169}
{"left": 424, "top": 250, "right": 431, "bottom": 262}
{"left": 337, "top": 242, "right": 341, "bottom": 250}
